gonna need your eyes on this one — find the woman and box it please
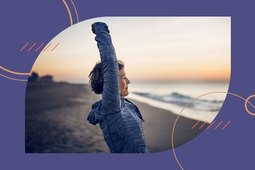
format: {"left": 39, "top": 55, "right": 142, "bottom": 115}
{"left": 87, "top": 22, "right": 146, "bottom": 153}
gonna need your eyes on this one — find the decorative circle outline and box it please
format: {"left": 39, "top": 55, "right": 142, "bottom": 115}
{"left": 244, "top": 94, "right": 255, "bottom": 116}
{"left": 172, "top": 91, "right": 255, "bottom": 170}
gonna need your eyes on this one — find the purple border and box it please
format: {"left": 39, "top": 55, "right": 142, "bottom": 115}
{"left": 1, "top": 0, "right": 255, "bottom": 169}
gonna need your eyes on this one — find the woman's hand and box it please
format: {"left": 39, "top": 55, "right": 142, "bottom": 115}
{"left": 91, "top": 22, "right": 110, "bottom": 34}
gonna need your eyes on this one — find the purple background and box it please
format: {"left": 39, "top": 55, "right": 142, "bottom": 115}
{"left": 1, "top": 0, "right": 255, "bottom": 169}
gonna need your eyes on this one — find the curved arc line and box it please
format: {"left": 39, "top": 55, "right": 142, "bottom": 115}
{"left": 0, "top": 74, "right": 27, "bottom": 82}
{"left": 0, "top": 66, "right": 30, "bottom": 75}
{"left": 62, "top": 0, "right": 73, "bottom": 26}
{"left": 70, "top": 0, "right": 79, "bottom": 23}
{"left": 172, "top": 91, "right": 255, "bottom": 170}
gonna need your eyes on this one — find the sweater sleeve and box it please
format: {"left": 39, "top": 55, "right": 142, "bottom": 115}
{"left": 92, "top": 22, "right": 121, "bottom": 114}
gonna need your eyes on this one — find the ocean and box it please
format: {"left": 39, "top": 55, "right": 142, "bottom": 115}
{"left": 127, "top": 82, "right": 229, "bottom": 123}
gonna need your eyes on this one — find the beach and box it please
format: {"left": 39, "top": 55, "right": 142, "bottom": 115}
{"left": 25, "top": 82, "right": 208, "bottom": 153}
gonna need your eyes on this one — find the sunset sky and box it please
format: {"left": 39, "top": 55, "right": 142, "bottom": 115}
{"left": 32, "top": 17, "right": 231, "bottom": 83}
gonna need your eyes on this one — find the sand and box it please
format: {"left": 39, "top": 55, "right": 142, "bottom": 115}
{"left": 25, "top": 82, "right": 208, "bottom": 153}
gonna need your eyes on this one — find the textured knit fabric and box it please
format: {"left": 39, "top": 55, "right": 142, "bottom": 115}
{"left": 87, "top": 22, "right": 146, "bottom": 153}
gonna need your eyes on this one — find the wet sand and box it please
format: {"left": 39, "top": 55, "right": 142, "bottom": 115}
{"left": 25, "top": 82, "right": 208, "bottom": 153}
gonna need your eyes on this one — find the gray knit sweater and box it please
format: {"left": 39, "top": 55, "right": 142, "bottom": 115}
{"left": 87, "top": 22, "right": 146, "bottom": 153}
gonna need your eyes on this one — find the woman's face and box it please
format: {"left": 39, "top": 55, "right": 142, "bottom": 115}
{"left": 119, "top": 68, "right": 130, "bottom": 96}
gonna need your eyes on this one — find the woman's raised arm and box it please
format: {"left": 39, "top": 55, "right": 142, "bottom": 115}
{"left": 92, "top": 22, "right": 121, "bottom": 114}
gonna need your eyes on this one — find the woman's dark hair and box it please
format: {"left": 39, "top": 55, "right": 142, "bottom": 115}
{"left": 88, "top": 60, "right": 124, "bottom": 94}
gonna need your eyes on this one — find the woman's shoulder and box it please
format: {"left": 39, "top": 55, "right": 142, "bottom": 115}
{"left": 124, "top": 98, "right": 136, "bottom": 106}
{"left": 124, "top": 98, "right": 145, "bottom": 122}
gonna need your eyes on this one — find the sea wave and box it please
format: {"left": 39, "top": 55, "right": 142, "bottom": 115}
{"left": 132, "top": 92, "right": 224, "bottom": 112}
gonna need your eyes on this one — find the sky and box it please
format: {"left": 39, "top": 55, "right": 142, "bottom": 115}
{"left": 32, "top": 17, "right": 231, "bottom": 84}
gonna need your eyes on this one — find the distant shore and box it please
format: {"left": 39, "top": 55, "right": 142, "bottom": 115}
{"left": 25, "top": 82, "right": 208, "bottom": 153}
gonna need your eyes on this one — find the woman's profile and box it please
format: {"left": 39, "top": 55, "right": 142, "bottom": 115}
{"left": 87, "top": 22, "right": 146, "bottom": 153}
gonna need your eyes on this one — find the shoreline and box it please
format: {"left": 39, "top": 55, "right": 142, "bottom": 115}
{"left": 25, "top": 82, "right": 208, "bottom": 153}
{"left": 128, "top": 93, "right": 217, "bottom": 123}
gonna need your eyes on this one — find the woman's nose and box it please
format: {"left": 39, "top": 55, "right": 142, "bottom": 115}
{"left": 126, "top": 78, "right": 130, "bottom": 84}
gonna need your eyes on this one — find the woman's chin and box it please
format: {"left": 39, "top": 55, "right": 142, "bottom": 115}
{"left": 121, "top": 91, "right": 129, "bottom": 97}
